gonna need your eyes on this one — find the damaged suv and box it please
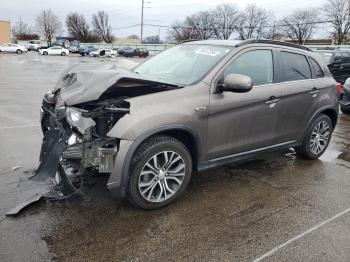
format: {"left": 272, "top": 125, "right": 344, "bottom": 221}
{"left": 37, "top": 39, "right": 339, "bottom": 209}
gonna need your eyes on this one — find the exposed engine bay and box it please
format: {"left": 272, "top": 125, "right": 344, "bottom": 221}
{"left": 7, "top": 65, "right": 181, "bottom": 215}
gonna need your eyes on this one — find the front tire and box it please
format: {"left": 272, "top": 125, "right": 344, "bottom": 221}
{"left": 16, "top": 49, "right": 22, "bottom": 54}
{"left": 61, "top": 52, "right": 66, "bottom": 56}
{"left": 127, "top": 136, "right": 192, "bottom": 210}
{"left": 295, "top": 114, "right": 333, "bottom": 160}
{"left": 43, "top": 51, "right": 48, "bottom": 55}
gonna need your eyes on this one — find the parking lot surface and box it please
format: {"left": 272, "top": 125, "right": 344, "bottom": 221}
{"left": 1, "top": 52, "right": 350, "bottom": 262}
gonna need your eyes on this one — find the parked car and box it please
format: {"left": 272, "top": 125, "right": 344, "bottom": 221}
{"left": 340, "top": 78, "right": 350, "bottom": 114}
{"left": 38, "top": 46, "right": 69, "bottom": 56}
{"left": 118, "top": 46, "right": 149, "bottom": 57}
{"left": 37, "top": 39, "right": 339, "bottom": 210}
{"left": 89, "top": 48, "right": 118, "bottom": 57}
{"left": 0, "top": 43, "right": 27, "bottom": 54}
{"left": 79, "top": 47, "right": 97, "bottom": 56}
{"left": 26, "top": 40, "right": 41, "bottom": 51}
{"left": 315, "top": 50, "right": 350, "bottom": 83}
{"left": 68, "top": 46, "right": 80, "bottom": 53}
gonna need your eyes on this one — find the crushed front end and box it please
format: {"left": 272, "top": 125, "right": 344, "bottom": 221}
{"left": 36, "top": 89, "right": 130, "bottom": 199}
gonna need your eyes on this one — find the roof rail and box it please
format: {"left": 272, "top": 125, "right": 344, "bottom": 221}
{"left": 235, "top": 39, "right": 313, "bottom": 52}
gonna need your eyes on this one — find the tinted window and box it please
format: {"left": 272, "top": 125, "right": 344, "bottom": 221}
{"left": 342, "top": 52, "right": 350, "bottom": 63}
{"left": 281, "top": 52, "right": 311, "bottom": 81}
{"left": 333, "top": 52, "right": 342, "bottom": 62}
{"left": 224, "top": 50, "right": 273, "bottom": 86}
{"left": 309, "top": 57, "right": 324, "bottom": 78}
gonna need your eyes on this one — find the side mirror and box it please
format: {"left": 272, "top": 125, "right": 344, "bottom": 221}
{"left": 219, "top": 74, "right": 253, "bottom": 93}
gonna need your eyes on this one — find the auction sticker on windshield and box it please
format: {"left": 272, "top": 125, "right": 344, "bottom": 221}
{"left": 195, "top": 48, "right": 221, "bottom": 57}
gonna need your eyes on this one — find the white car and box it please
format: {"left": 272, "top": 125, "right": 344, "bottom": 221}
{"left": 89, "top": 49, "right": 118, "bottom": 58}
{"left": 26, "top": 40, "right": 42, "bottom": 51}
{"left": 39, "top": 46, "right": 69, "bottom": 56}
{"left": 0, "top": 43, "right": 27, "bottom": 54}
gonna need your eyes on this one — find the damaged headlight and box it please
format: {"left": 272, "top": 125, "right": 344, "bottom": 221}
{"left": 66, "top": 107, "right": 96, "bottom": 134}
{"left": 66, "top": 108, "right": 81, "bottom": 124}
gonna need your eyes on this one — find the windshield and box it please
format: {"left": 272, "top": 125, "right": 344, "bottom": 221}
{"left": 134, "top": 44, "right": 231, "bottom": 85}
{"left": 315, "top": 51, "right": 334, "bottom": 64}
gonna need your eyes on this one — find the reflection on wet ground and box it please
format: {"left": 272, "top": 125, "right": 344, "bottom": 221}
{"left": 0, "top": 52, "right": 350, "bottom": 261}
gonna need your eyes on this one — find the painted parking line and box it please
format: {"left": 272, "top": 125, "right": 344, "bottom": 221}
{"left": 0, "top": 124, "right": 40, "bottom": 130}
{"left": 253, "top": 207, "right": 350, "bottom": 262}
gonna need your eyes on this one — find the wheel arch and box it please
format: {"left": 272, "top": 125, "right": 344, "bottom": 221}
{"left": 120, "top": 125, "right": 202, "bottom": 187}
{"left": 305, "top": 106, "right": 338, "bottom": 136}
{"left": 320, "top": 108, "right": 338, "bottom": 128}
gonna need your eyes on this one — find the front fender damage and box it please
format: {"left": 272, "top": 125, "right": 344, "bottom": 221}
{"left": 7, "top": 66, "right": 180, "bottom": 216}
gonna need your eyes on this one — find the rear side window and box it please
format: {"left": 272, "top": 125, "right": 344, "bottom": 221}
{"left": 309, "top": 57, "right": 324, "bottom": 78}
{"left": 342, "top": 52, "right": 350, "bottom": 63}
{"left": 224, "top": 50, "right": 273, "bottom": 86}
{"left": 281, "top": 52, "right": 311, "bottom": 81}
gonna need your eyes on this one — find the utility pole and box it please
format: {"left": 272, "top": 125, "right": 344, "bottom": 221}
{"left": 140, "top": 0, "right": 151, "bottom": 43}
{"left": 272, "top": 20, "right": 276, "bottom": 40}
{"left": 140, "top": 0, "right": 144, "bottom": 43}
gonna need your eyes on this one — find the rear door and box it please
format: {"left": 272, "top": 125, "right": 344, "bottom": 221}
{"left": 273, "top": 50, "right": 322, "bottom": 144}
{"left": 207, "top": 48, "right": 284, "bottom": 159}
{"left": 340, "top": 52, "right": 350, "bottom": 82}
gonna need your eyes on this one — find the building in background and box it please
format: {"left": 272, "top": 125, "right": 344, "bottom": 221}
{"left": 0, "top": 20, "right": 11, "bottom": 44}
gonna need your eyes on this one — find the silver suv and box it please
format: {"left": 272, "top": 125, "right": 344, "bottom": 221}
{"left": 38, "top": 39, "right": 339, "bottom": 209}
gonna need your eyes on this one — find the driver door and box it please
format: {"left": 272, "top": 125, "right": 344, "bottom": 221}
{"left": 207, "top": 48, "right": 284, "bottom": 160}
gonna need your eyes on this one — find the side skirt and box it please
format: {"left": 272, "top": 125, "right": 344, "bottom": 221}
{"left": 197, "top": 141, "right": 299, "bottom": 172}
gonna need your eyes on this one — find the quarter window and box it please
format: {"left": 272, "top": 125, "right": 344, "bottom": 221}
{"left": 224, "top": 50, "right": 273, "bottom": 86}
{"left": 281, "top": 52, "right": 311, "bottom": 81}
{"left": 309, "top": 57, "right": 324, "bottom": 78}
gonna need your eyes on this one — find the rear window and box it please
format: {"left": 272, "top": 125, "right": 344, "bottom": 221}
{"left": 281, "top": 52, "right": 311, "bottom": 82}
{"left": 309, "top": 57, "right": 324, "bottom": 78}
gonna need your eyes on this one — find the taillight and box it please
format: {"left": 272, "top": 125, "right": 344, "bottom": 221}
{"left": 336, "top": 83, "right": 342, "bottom": 94}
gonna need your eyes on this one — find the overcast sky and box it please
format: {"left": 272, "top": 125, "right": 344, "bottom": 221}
{"left": 2, "top": 0, "right": 328, "bottom": 39}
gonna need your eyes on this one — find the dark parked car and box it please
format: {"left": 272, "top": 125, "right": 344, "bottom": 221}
{"left": 315, "top": 50, "right": 350, "bottom": 83}
{"left": 118, "top": 46, "right": 149, "bottom": 57}
{"left": 79, "top": 47, "right": 97, "bottom": 56}
{"left": 340, "top": 78, "right": 350, "bottom": 114}
{"left": 36, "top": 39, "right": 338, "bottom": 210}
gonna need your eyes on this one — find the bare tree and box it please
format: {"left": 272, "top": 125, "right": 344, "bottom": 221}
{"left": 92, "top": 11, "right": 114, "bottom": 43}
{"left": 167, "top": 21, "right": 198, "bottom": 42}
{"left": 143, "top": 35, "right": 162, "bottom": 43}
{"left": 323, "top": 0, "right": 350, "bottom": 44}
{"left": 66, "top": 13, "right": 90, "bottom": 42}
{"left": 211, "top": 3, "right": 241, "bottom": 40}
{"left": 127, "top": 34, "right": 139, "bottom": 39}
{"left": 185, "top": 11, "right": 215, "bottom": 40}
{"left": 281, "top": 9, "right": 318, "bottom": 45}
{"left": 236, "top": 4, "right": 270, "bottom": 40}
{"left": 12, "top": 19, "right": 31, "bottom": 37}
{"left": 36, "top": 9, "right": 62, "bottom": 43}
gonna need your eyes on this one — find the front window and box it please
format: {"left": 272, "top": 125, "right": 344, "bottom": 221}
{"left": 223, "top": 50, "right": 273, "bottom": 86}
{"left": 134, "top": 44, "right": 231, "bottom": 85}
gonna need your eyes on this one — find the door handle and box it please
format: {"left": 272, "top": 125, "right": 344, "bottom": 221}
{"left": 310, "top": 88, "right": 320, "bottom": 96}
{"left": 265, "top": 97, "right": 280, "bottom": 106}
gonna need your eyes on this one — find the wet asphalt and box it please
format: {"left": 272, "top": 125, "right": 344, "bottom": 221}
{"left": 0, "top": 52, "right": 350, "bottom": 262}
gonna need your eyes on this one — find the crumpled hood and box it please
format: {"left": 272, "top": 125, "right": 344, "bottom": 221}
{"left": 54, "top": 63, "right": 179, "bottom": 108}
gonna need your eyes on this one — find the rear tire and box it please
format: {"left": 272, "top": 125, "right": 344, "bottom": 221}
{"left": 295, "top": 114, "right": 333, "bottom": 160}
{"left": 127, "top": 135, "right": 192, "bottom": 210}
{"left": 43, "top": 51, "right": 48, "bottom": 55}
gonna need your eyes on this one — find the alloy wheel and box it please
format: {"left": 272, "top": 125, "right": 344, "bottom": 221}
{"left": 138, "top": 151, "right": 186, "bottom": 203}
{"left": 310, "top": 120, "right": 330, "bottom": 155}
